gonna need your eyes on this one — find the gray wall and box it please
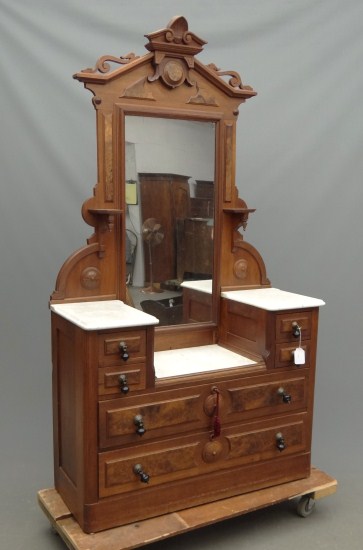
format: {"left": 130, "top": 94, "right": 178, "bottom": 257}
{"left": 1, "top": 0, "right": 362, "bottom": 547}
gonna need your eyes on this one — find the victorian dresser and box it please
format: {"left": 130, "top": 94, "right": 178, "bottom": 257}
{"left": 47, "top": 16, "right": 329, "bottom": 535}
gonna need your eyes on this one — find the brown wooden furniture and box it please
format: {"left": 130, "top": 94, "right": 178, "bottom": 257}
{"left": 46, "top": 16, "right": 333, "bottom": 538}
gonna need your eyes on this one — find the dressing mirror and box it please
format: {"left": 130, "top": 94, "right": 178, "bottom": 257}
{"left": 125, "top": 116, "right": 215, "bottom": 325}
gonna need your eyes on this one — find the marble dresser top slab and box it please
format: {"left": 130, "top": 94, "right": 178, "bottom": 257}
{"left": 180, "top": 280, "right": 212, "bottom": 294}
{"left": 221, "top": 288, "right": 325, "bottom": 311}
{"left": 154, "top": 344, "right": 256, "bottom": 379}
{"left": 50, "top": 300, "right": 159, "bottom": 330}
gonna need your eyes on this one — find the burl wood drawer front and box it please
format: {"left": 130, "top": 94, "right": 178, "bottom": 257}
{"left": 98, "top": 330, "right": 147, "bottom": 367}
{"left": 226, "top": 415, "right": 307, "bottom": 465}
{"left": 275, "top": 311, "right": 312, "bottom": 342}
{"left": 99, "top": 438, "right": 200, "bottom": 497}
{"left": 98, "top": 389, "right": 208, "bottom": 449}
{"left": 274, "top": 342, "right": 311, "bottom": 368}
{"left": 99, "top": 414, "right": 308, "bottom": 498}
{"left": 98, "top": 364, "right": 146, "bottom": 395}
{"left": 228, "top": 375, "right": 308, "bottom": 418}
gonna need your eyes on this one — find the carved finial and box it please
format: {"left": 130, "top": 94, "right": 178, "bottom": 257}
{"left": 145, "top": 16, "right": 206, "bottom": 55}
{"left": 166, "top": 15, "right": 189, "bottom": 40}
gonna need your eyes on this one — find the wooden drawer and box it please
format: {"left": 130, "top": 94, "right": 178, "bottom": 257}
{"left": 274, "top": 342, "right": 310, "bottom": 368}
{"left": 275, "top": 311, "right": 312, "bottom": 342}
{"left": 99, "top": 413, "right": 308, "bottom": 498}
{"left": 99, "top": 436, "right": 200, "bottom": 497}
{"left": 226, "top": 414, "right": 307, "bottom": 463}
{"left": 98, "top": 387, "right": 209, "bottom": 449}
{"left": 228, "top": 375, "right": 308, "bottom": 418}
{"left": 98, "top": 329, "right": 147, "bottom": 367}
{"left": 98, "top": 364, "right": 146, "bottom": 396}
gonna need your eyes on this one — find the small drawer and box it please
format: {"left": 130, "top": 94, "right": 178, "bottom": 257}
{"left": 98, "top": 364, "right": 146, "bottom": 396}
{"left": 275, "top": 311, "right": 312, "bottom": 342}
{"left": 98, "top": 329, "right": 147, "bottom": 367}
{"left": 274, "top": 342, "right": 310, "bottom": 368}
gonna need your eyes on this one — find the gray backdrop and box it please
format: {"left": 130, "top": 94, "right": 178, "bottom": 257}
{"left": 1, "top": 1, "right": 362, "bottom": 549}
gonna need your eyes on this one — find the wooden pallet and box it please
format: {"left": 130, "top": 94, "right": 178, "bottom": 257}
{"left": 38, "top": 467, "right": 337, "bottom": 550}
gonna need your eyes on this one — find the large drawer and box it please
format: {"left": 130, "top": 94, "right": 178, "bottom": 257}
{"left": 99, "top": 386, "right": 208, "bottom": 449}
{"left": 227, "top": 374, "right": 308, "bottom": 419}
{"left": 99, "top": 413, "right": 308, "bottom": 497}
{"left": 98, "top": 373, "right": 309, "bottom": 449}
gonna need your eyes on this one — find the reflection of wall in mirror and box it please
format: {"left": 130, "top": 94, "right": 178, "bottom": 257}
{"left": 125, "top": 142, "right": 144, "bottom": 287}
{"left": 125, "top": 118, "right": 215, "bottom": 286}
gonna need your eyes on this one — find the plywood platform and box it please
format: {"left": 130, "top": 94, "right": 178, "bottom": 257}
{"left": 38, "top": 467, "right": 337, "bottom": 550}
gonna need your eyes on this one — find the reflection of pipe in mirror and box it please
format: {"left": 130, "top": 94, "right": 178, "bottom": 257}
{"left": 124, "top": 116, "right": 215, "bottom": 326}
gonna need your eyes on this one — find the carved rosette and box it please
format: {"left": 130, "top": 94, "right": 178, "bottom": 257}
{"left": 81, "top": 267, "right": 101, "bottom": 290}
{"left": 234, "top": 259, "right": 249, "bottom": 280}
{"left": 149, "top": 58, "right": 194, "bottom": 89}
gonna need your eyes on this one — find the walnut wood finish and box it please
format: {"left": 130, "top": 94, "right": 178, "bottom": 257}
{"left": 50, "top": 16, "right": 324, "bottom": 534}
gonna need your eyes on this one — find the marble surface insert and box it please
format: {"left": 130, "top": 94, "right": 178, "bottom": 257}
{"left": 221, "top": 288, "right": 325, "bottom": 311}
{"left": 154, "top": 344, "right": 256, "bottom": 379}
{"left": 181, "top": 280, "right": 212, "bottom": 294}
{"left": 50, "top": 300, "right": 159, "bottom": 330}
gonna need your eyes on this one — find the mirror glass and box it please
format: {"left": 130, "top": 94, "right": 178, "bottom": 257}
{"left": 125, "top": 116, "right": 215, "bottom": 326}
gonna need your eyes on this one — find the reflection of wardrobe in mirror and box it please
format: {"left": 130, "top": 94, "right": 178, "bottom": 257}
{"left": 139, "top": 172, "right": 191, "bottom": 283}
{"left": 45, "top": 16, "right": 333, "bottom": 539}
{"left": 139, "top": 173, "right": 214, "bottom": 284}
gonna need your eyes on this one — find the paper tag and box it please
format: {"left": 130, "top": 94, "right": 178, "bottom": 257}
{"left": 293, "top": 347, "right": 305, "bottom": 365}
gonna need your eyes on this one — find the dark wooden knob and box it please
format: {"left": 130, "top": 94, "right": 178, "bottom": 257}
{"left": 119, "top": 341, "right": 129, "bottom": 361}
{"left": 134, "top": 414, "right": 146, "bottom": 436}
{"left": 118, "top": 374, "right": 129, "bottom": 394}
{"left": 292, "top": 322, "right": 301, "bottom": 338}
{"left": 133, "top": 464, "right": 150, "bottom": 483}
{"left": 275, "top": 432, "right": 286, "bottom": 452}
{"left": 277, "top": 387, "right": 291, "bottom": 404}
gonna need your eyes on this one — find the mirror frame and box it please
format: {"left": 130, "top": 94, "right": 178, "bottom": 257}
{"left": 50, "top": 16, "right": 270, "bottom": 350}
{"left": 117, "top": 105, "right": 221, "bottom": 333}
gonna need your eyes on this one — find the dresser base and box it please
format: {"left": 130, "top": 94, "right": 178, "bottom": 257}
{"left": 38, "top": 467, "right": 337, "bottom": 550}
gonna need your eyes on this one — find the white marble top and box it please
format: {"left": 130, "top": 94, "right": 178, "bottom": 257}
{"left": 50, "top": 300, "right": 159, "bottom": 330}
{"left": 221, "top": 288, "right": 325, "bottom": 311}
{"left": 154, "top": 344, "right": 256, "bottom": 379}
{"left": 180, "top": 279, "right": 213, "bottom": 294}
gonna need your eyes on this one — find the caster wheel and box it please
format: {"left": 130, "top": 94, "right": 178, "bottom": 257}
{"left": 296, "top": 495, "right": 316, "bottom": 517}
